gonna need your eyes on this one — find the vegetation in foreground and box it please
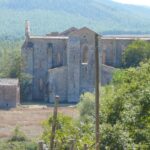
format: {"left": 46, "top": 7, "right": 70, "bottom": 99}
{"left": 0, "top": 127, "right": 37, "bottom": 150}
{"left": 42, "top": 60, "right": 150, "bottom": 149}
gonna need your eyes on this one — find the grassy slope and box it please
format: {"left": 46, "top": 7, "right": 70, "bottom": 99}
{"left": 0, "top": 0, "right": 150, "bottom": 39}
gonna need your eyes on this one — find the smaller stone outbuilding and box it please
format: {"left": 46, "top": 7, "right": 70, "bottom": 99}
{"left": 0, "top": 79, "right": 20, "bottom": 108}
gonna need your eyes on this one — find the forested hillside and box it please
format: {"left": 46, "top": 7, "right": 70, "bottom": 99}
{"left": 0, "top": 0, "right": 150, "bottom": 39}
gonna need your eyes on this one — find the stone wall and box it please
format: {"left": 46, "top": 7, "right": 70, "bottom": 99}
{"left": 67, "top": 28, "right": 102, "bottom": 101}
{"left": 48, "top": 67, "right": 67, "bottom": 103}
{"left": 101, "top": 37, "right": 150, "bottom": 67}
{"left": 0, "top": 79, "right": 20, "bottom": 108}
{"left": 101, "top": 38, "right": 132, "bottom": 67}
{"left": 22, "top": 25, "right": 150, "bottom": 103}
{"left": 101, "top": 64, "right": 115, "bottom": 85}
{"left": 67, "top": 36, "right": 81, "bottom": 102}
{"left": 22, "top": 38, "right": 67, "bottom": 101}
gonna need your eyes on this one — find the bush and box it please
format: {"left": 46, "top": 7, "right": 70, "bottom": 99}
{"left": 20, "top": 73, "right": 33, "bottom": 101}
{"left": 0, "top": 40, "right": 22, "bottom": 78}
{"left": 42, "top": 114, "right": 78, "bottom": 149}
{"left": 0, "top": 127, "right": 38, "bottom": 150}
{"left": 122, "top": 40, "right": 150, "bottom": 68}
{"left": 101, "top": 123, "right": 132, "bottom": 149}
{"left": 9, "top": 126, "right": 27, "bottom": 142}
{"left": 0, "top": 141, "right": 37, "bottom": 150}
{"left": 42, "top": 113, "right": 95, "bottom": 150}
{"left": 78, "top": 93, "right": 95, "bottom": 122}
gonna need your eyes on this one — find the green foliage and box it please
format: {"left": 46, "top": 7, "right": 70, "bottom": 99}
{"left": 9, "top": 126, "right": 27, "bottom": 142}
{"left": 122, "top": 40, "right": 150, "bottom": 68}
{"left": 41, "top": 60, "right": 150, "bottom": 149}
{"left": 101, "top": 123, "right": 133, "bottom": 149}
{"left": 0, "top": 127, "right": 38, "bottom": 150}
{"left": 0, "top": 40, "right": 22, "bottom": 78}
{"left": 0, "top": 40, "right": 32, "bottom": 100}
{"left": 77, "top": 92, "right": 133, "bottom": 149}
{"left": 0, "top": 141, "right": 37, "bottom": 150}
{"left": 78, "top": 93, "right": 95, "bottom": 122}
{"left": 77, "top": 60, "right": 150, "bottom": 149}
{"left": 42, "top": 114, "right": 95, "bottom": 150}
{"left": 111, "top": 61, "right": 150, "bottom": 146}
{"left": 20, "top": 73, "right": 33, "bottom": 101}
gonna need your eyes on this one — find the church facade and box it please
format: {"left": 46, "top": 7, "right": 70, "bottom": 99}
{"left": 22, "top": 21, "right": 150, "bottom": 103}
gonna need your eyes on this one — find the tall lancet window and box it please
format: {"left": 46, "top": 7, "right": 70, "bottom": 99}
{"left": 47, "top": 43, "right": 53, "bottom": 69}
{"left": 82, "top": 45, "right": 88, "bottom": 63}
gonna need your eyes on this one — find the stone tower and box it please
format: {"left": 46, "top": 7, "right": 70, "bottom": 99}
{"left": 67, "top": 27, "right": 100, "bottom": 102}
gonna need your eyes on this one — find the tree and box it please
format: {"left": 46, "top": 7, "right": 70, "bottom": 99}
{"left": 42, "top": 114, "right": 95, "bottom": 150}
{"left": 122, "top": 40, "right": 150, "bottom": 68}
{"left": 0, "top": 40, "right": 22, "bottom": 78}
{"left": 0, "top": 40, "right": 32, "bottom": 101}
{"left": 77, "top": 60, "right": 150, "bottom": 149}
{"left": 112, "top": 61, "right": 150, "bottom": 148}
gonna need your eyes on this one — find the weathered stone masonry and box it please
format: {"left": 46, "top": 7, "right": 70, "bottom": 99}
{"left": 0, "top": 79, "right": 20, "bottom": 108}
{"left": 22, "top": 21, "right": 150, "bottom": 103}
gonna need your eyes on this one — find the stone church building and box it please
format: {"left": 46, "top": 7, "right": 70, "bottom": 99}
{"left": 22, "top": 21, "right": 150, "bottom": 103}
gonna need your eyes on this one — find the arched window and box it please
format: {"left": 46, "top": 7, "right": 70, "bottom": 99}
{"left": 47, "top": 43, "right": 53, "bottom": 68}
{"left": 82, "top": 45, "right": 88, "bottom": 63}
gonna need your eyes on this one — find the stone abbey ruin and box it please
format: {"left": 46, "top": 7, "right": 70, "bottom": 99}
{"left": 21, "top": 21, "right": 150, "bottom": 103}
{"left": 0, "top": 21, "right": 150, "bottom": 107}
{"left": 1, "top": 21, "right": 150, "bottom": 107}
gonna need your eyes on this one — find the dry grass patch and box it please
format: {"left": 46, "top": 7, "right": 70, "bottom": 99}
{"left": 0, "top": 105, "right": 78, "bottom": 140}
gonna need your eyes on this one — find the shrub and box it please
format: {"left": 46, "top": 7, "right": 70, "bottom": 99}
{"left": 78, "top": 92, "right": 95, "bottom": 122}
{"left": 0, "top": 141, "right": 37, "bottom": 150}
{"left": 122, "top": 40, "right": 150, "bottom": 68}
{"left": 9, "top": 126, "right": 27, "bottom": 142}
{"left": 20, "top": 73, "right": 33, "bottom": 101}
{"left": 42, "top": 113, "right": 95, "bottom": 150}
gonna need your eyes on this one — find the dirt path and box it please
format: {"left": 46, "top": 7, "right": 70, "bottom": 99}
{"left": 0, "top": 105, "right": 78, "bottom": 140}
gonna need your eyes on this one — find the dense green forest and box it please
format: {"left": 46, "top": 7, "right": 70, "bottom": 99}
{"left": 0, "top": 0, "right": 150, "bottom": 40}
